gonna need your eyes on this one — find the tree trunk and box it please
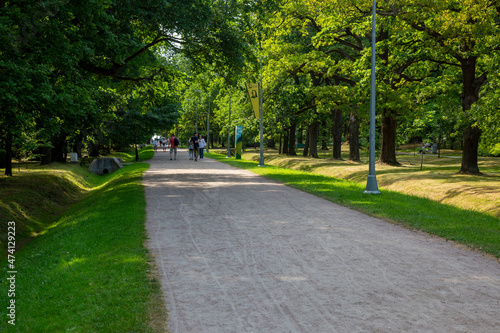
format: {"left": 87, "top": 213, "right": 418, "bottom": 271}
{"left": 87, "top": 141, "right": 100, "bottom": 157}
{"left": 349, "top": 111, "right": 360, "bottom": 161}
{"left": 459, "top": 57, "right": 487, "bottom": 174}
{"left": 40, "top": 147, "right": 52, "bottom": 165}
{"left": 283, "top": 127, "right": 289, "bottom": 155}
{"left": 308, "top": 121, "right": 319, "bottom": 158}
{"left": 72, "top": 140, "right": 83, "bottom": 159}
{"left": 278, "top": 132, "right": 282, "bottom": 154}
{"left": 135, "top": 144, "right": 140, "bottom": 162}
{"left": 303, "top": 128, "right": 309, "bottom": 157}
{"left": 288, "top": 123, "right": 297, "bottom": 156}
{"left": 51, "top": 137, "right": 67, "bottom": 163}
{"left": 379, "top": 108, "right": 399, "bottom": 165}
{"left": 459, "top": 126, "right": 481, "bottom": 174}
{"left": 378, "top": 26, "right": 399, "bottom": 165}
{"left": 267, "top": 138, "right": 275, "bottom": 149}
{"left": 4, "top": 131, "right": 13, "bottom": 176}
{"left": 437, "top": 133, "right": 442, "bottom": 158}
{"left": 332, "top": 109, "right": 342, "bottom": 159}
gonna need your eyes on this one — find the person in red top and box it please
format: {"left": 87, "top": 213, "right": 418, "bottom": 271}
{"left": 169, "top": 134, "right": 178, "bottom": 160}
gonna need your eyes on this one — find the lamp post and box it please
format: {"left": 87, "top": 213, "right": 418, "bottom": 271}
{"left": 226, "top": 92, "right": 232, "bottom": 158}
{"left": 206, "top": 96, "right": 211, "bottom": 153}
{"left": 364, "top": 0, "right": 381, "bottom": 194}
{"left": 258, "top": 47, "right": 265, "bottom": 167}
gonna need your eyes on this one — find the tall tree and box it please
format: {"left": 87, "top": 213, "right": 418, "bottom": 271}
{"left": 395, "top": 0, "right": 500, "bottom": 173}
{"left": 1, "top": 0, "right": 250, "bottom": 175}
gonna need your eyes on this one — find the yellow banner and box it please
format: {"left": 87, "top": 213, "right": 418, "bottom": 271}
{"left": 246, "top": 83, "right": 260, "bottom": 118}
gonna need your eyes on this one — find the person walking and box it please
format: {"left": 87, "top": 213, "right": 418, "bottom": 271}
{"left": 198, "top": 135, "right": 206, "bottom": 160}
{"left": 169, "top": 134, "right": 178, "bottom": 160}
{"left": 153, "top": 138, "right": 159, "bottom": 152}
{"left": 162, "top": 138, "right": 167, "bottom": 152}
{"left": 188, "top": 138, "right": 194, "bottom": 160}
{"left": 191, "top": 132, "right": 199, "bottom": 161}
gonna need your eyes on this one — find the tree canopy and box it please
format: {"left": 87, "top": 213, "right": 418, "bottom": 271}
{"left": 0, "top": 0, "right": 251, "bottom": 175}
{"left": 1, "top": 0, "right": 499, "bottom": 175}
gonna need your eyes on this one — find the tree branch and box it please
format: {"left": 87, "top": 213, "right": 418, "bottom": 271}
{"left": 333, "top": 36, "right": 363, "bottom": 52}
{"left": 123, "top": 36, "right": 172, "bottom": 64}
{"left": 324, "top": 48, "right": 356, "bottom": 61}
{"left": 427, "top": 58, "right": 460, "bottom": 68}
{"left": 273, "top": 63, "right": 307, "bottom": 93}
{"left": 80, "top": 36, "right": 174, "bottom": 80}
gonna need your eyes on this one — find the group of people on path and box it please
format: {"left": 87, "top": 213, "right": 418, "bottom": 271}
{"left": 152, "top": 132, "right": 205, "bottom": 161}
{"left": 188, "top": 132, "right": 206, "bottom": 161}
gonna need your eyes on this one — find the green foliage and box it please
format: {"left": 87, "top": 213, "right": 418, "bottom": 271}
{"left": 1, "top": 0, "right": 250, "bottom": 173}
{"left": 474, "top": 68, "right": 500, "bottom": 156}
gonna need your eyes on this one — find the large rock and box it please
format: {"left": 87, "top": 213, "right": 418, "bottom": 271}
{"left": 88, "top": 157, "right": 123, "bottom": 175}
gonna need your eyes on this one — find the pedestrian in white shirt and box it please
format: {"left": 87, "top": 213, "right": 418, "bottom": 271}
{"left": 198, "top": 135, "right": 206, "bottom": 160}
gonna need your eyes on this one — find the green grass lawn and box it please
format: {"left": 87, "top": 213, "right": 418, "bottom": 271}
{"left": 0, "top": 146, "right": 165, "bottom": 332}
{"left": 232, "top": 147, "right": 500, "bottom": 218}
{"left": 207, "top": 152, "right": 500, "bottom": 258}
{"left": 0, "top": 146, "right": 155, "bottom": 249}
{"left": 106, "top": 146, "right": 155, "bottom": 163}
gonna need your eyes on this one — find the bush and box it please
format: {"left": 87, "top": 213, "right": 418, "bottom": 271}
{"left": 479, "top": 142, "right": 500, "bottom": 157}
{"left": 490, "top": 143, "right": 500, "bottom": 157}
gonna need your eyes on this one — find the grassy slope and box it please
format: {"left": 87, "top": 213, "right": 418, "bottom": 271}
{"left": 0, "top": 147, "right": 154, "bottom": 249}
{"left": 0, "top": 164, "right": 98, "bottom": 250}
{"left": 1, "top": 147, "right": 165, "bottom": 332}
{"left": 207, "top": 152, "right": 500, "bottom": 258}
{"left": 240, "top": 148, "right": 500, "bottom": 218}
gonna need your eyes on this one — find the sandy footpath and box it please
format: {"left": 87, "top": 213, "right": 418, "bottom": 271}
{"left": 143, "top": 150, "right": 500, "bottom": 333}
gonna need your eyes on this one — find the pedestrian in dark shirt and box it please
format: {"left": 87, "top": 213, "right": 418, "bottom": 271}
{"left": 191, "top": 132, "right": 199, "bottom": 161}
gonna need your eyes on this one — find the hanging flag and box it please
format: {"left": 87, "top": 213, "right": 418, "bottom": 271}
{"left": 246, "top": 83, "right": 260, "bottom": 118}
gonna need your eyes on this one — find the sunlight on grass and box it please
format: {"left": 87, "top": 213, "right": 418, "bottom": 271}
{"left": 236, "top": 149, "right": 500, "bottom": 218}
{"left": 207, "top": 152, "right": 500, "bottom": 258}
{"left": 59, "top": 257, "right": 88, "bottom": 269}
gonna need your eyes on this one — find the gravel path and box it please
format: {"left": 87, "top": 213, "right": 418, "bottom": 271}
{"left": 144, "top": 150, "right": 500, "bottom": 333}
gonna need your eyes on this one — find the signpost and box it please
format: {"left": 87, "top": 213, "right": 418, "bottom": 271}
{"left": 235, "top": 126, "right": 243, "bottom": 159}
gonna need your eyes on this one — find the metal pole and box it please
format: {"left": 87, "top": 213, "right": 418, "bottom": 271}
{"left": 258, "top": 47, "right": 265, "bottom": 167}
{"left": 364, "top": 0, "right": 381, "bottom": 194}
{"left": 258, "top": 74, "right": 265, "bottom": 167}
{"left": 226, "top": 93, "right": 232, "bottom": 158}
{"left": 206, "top": 97, "right": 210, "bottom": 153}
